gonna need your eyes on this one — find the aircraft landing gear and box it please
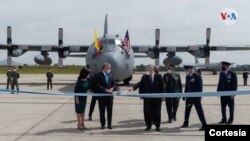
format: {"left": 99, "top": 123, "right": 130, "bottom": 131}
{"left": 123, "top": 75, "right": 133, "bottom": 85}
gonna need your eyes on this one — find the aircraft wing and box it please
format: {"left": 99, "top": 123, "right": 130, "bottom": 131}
{"left": 210, "top": 46, "right": 250, "bottom": 51}
{"left": 132, "top": 45, "right": 189, "bottom": 53}
{"left": 132, "top": 45, "right": 250, "bottom": 53}
{"left": 0, "top": 44, "right": 89, "bottom": 52}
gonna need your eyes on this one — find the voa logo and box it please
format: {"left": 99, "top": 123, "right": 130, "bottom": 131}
{"left": 220, "top": 7, "right": 238, "bottom": 25}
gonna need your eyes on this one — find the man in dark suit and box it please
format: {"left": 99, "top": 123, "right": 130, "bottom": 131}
{"left": 139, "top": 65, "right": 164, "bottom": 131}
{"left": 242, "top": 69, "right": 248, "bottom": 86}
{"left": 181, "top": 65, "right": 207, "bottom": 131}
{"left": 217, "top": 61, "right": 237, "bottom": 125}
{"left": 86, "top": 65, "right": 98, "bottom": 121}
{"left": 95, "top": 63, "right": 116, "bottom": 129}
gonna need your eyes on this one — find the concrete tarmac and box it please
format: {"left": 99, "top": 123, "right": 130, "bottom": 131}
{"left": 0, "top": 73, "right": 250, "bottom": 141}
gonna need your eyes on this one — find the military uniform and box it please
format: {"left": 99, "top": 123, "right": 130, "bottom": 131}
{"left": 11, "top": 71, "right": 20, "bottom": 93}
{"left": 243, "top": 71, "right": 248, "bottom": 86}
{"left": 181, "top": 67, "right": 207, "bottom": 131}
{"left": 163, "top": 72, "right": 182, "bottom": 122}
{"left": 46, "top": 71, "right": 53, "bottom": 90}
{"left": 6, "top": 70, "right": 11, "bottom": 89}
{"left": 217, "top": 69, "right": 237, "bottom": 124}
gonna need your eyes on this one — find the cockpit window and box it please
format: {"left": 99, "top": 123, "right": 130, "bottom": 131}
{"left": 115, "top": 39, "right": 124, "bottom": 48}
{"left": 108, "top": 39, "right": 115, "bottom": 45}
{"left": 100, "top": 39, "right": 107, "bottom": 47}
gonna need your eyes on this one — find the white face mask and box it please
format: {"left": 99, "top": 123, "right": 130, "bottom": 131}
{"left": 13, "top": 69, "right": 16, "bottom": 72}
{"left": 167, "top": 70, "right": 172, "bottom": 73}
{"left": 107, "top": 69, "right": 111, "bottom": 74}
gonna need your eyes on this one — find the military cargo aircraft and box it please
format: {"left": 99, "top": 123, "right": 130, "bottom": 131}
{"left": 1, "top": 15, "right": 250, "bottom": 84}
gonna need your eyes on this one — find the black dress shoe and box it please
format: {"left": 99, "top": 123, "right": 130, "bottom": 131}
{"left": 108, "top": 126, "right": 112, "bottom": 129}
{"left": 156, "top": 127, "right": 161, "bottom": 132}
{"left": 219, "top": 121, "right": 227, "bottom": 124}
{"left": 89, "top": 117, "right": 92, "bottom": 121}
{"left": 198, "top": 127, "right": 205, "bottom": 131}
{"left": 227, "top": 121, "right": 233, "bottom": 125}
{"left": 101, "top": 126, "right": 105, "bottom": 129}
{"left": 180, "top": 124, "right": 188, "bottom": 128}
{"left": 145, "top": 126, "right": 151, "bottom": 131}
{"left": 173, "top": 118, "right": 176, "bottom": 121}
{"left": 168, "top": 120, "right": 172, "bottom": 123}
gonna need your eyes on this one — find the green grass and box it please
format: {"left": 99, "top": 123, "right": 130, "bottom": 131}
{"left": 0, "top": 66, "right": 84, "bottom": 74}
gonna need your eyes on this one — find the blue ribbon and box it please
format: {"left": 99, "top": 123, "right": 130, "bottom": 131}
{"left": 1, "top": 89, "right": 250, "bottom": 98}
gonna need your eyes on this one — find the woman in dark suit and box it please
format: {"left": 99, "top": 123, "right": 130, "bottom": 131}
{"left": 74, "top": 67, "right": 90, "bottom": 130}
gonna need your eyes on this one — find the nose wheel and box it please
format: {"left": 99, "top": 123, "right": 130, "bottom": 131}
{"left": 123, "top": 75, "right": 132, "bottom": 85}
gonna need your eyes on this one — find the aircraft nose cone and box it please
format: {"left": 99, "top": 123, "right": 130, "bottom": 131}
{"left": 101, "top": 51, "right": 126, "bottom": 80}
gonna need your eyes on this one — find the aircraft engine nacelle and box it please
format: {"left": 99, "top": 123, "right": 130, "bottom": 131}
{"left": 11, "top": 49, "right": 26, "bottom": 57}
{"left": 34, "top": 55, "right": 52, "bottom": 65}
{"left": 163, "top": 56, "right": 183, "bottom": 66}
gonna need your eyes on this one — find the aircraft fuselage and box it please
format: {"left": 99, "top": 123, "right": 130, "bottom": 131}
{"left": 86, "top": 35, "right": 134, "bottom": 81}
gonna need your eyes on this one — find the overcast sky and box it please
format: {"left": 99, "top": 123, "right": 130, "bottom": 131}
{"left": 0, "top": 0, "right": 250, "bottom": 66}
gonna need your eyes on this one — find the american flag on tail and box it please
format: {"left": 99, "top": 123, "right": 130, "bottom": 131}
{"left": 123, "top": 30, "right": 131, "bottom": 55}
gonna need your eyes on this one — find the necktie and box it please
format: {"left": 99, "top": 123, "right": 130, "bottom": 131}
{"left": 150, "top": 75, "right": 153, "bottom": 83}
{"left": 105, "top": 74, "right": 109, "bottom": 84}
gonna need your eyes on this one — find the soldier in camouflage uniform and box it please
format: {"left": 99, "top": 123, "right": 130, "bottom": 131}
{"left": 6, "top": 68, "right": 12, "bottom": 89}
{"left": 163, "top": 64, "right": 182, "bottom": 123}
{"left": 46, "top": 68, "right": 54, "bottom": 90}
{"left": 11, "top": 68, "right": 20, "bottom": 94}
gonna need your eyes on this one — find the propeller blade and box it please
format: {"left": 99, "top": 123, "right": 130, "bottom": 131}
{"left": 7, "top": 26, "right": 12, "bottom": 67}
{"left": 7, "top": 56, "right": 12, "bottom": 67}
{"left": 155, "top": 58, "right": 160, "bottom": 67}
{"left": 58, "top": 57, "right": 63, "bottom": 68}
{"left": 58, "top": 28, "right": 64, "bottom": 67}
{"left": 155, "top": 29, "right": 160, "bottom": 67}
{"left": 206, "top": 28, "right": 211, "bottom": 46}
{"left": 58, "top": 28, "right": 63, "bottom": 47}
{"left": 205, "top": 57, "right": 210, "bottom": 68}
{"left": 7, "top": 26, "right": 12, "bottom": 44}
{"left": 155, "top": 29, "right": 160, "bottom": 47}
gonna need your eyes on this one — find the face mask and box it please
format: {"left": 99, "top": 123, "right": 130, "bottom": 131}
{"left": 107, "top": 69, "right": 111, "bottom": 74}
{"left": 13, "top": 69, "right": 16, "bottom": 72}
{"left": 167, "top": 70, "right": 172, "bottom": 73}
{"left": 221, "top": 66, "right": 226, "bottom": 71}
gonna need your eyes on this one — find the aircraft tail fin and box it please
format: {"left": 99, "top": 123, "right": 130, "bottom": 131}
{"left": 104, "top": 15, "right": 108, "bottom": 36}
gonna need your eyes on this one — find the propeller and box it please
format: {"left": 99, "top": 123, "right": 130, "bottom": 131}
{"left": 7, "top": 26, "right": 13, "bottom": 67}
{"left": 58, "top": 28, "right": 64, "bottom": 67}
{"left": 204, "top": 28, "right": 211, "bottom": 67}
{"left": 154, "top": 29, "right": 160, "bottom": 67}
